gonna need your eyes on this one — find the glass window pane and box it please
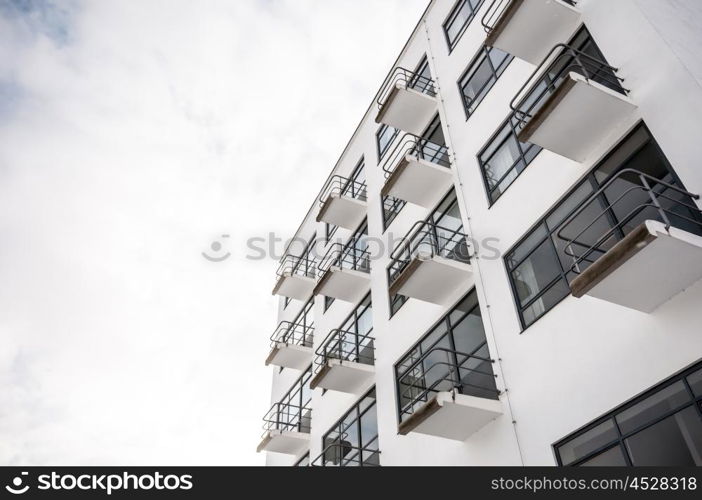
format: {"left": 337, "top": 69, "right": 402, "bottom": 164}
{"left": 616, "top": 381, "right": 692, "bottom": 434}
{"left": 625, "top": 406, "right": 702, "bottom": 466}
{"left": 511, "top": 238, "right": 562, "bottom": 307}
{"left": 522, "top": 279, "right": 570, "bottom": 327}
{"left": 687, "top": 368, "right": 702, "bottom": 397}
{"left": 557, "top": 418, "right": 619, "bottom": 465}
{"left": 579, "top": 445, "right": 628, "bottom": 466}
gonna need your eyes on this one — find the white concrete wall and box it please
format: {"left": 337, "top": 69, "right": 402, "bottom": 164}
{"left": 265, "top": 0, "right": 702, "bottom": 466}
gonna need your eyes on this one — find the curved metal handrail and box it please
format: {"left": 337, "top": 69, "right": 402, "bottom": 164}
{"left": 509, "top": 43, "right": 627, "bottom": 130}
{"left": 261, "top": 400, "right": 312, "bottom": 436}
{"left": 554, "top": 168, "right": 702, "bottom": 274}
{"left": 376, "top": 66, "right": 437, "bottom": 111}
{"left": 318, "top": 174, "right": 367, "bottom": 206}
{"left": 316, "top": 242, "right": 371, "bottom": 280}
{"left": 380, "top": 132, "right": 451, "bottom": 179}
{"left": 269, "top": 321, "right": 314, "bottom": 349}
{"left": 481, "top": 0, "right": 578, "bottom": 34}
{"left": 314, "top": 328, "right": 375, "bottom": 370}
{"left": 275, "top": 254, "right": 316, "bottom": 279}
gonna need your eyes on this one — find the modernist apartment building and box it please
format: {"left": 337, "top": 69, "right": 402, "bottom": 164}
{"left": 259, "top": 0, "right": 702, "bottom": 466}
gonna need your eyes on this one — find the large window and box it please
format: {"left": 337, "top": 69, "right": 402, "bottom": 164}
{"left": 555, "top": 360, "right": 702, "bottom": 466}
{"left": 320, "top": 389, "right": 379, "bottom": 466}
{"left": 376, "top": 124, "right": 399, "bottom": 161}
{"left": 459, "top": 45, "right": 512, "bottom": 119}
{"left": 381, "top": 195, "right": 406, "bottom": 232}
{"left": 443, "top": 0, "right": 485, "bottom": 51}
{"left": 505, "top": 123, "right": 702, "bottom": 329}
{"left": 331, "top": 293, "right": 374, "bottom": 366}
{"left": 341, "top": 158, "right": 366, "bottom": 200}
{"left": 268, "top": 365, "right": 312, "bottom": 434}
{"left": 395, "top": 289, "right": 498, "bottom": 423}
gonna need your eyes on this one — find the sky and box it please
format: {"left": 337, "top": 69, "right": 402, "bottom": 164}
{"left": 0, "top": 0, "right": 428, "bottom": 465}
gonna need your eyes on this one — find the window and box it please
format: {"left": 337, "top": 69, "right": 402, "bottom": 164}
{"left": 478, "top": 115, "right": 541, "bottom": 204}
{"left": 381, "top": 195, "right": 406, "bottom": 231}
{"left": 337, "top": 293, "right": 373, "bottom": 365}
{"left": 320, "top": 389, "right": 379, "bottom": 466}
{"left": 376, "top": 124, "right": 399, "bottom": 161}
{"left": 325, "top": 222, "right": 338, "bottom": 243}
{"left": 285, "top": 297, "right": 314, "bottom": 346}
{"left": 323, "top": 295, "right": 335, "bottom": 313}
{"left": 409, "top": 55, "right": 434, "bottom": 95}
{"left": 555, "top": 361, "right": 702, "bottom": 466}
{"left": 443, "top": 0, "right": 485, "bottom": 51}
{"left": 505, "top": 123, "right": 702, "bottom": 329}
{"left": 341, "top": 158, "right": 366, "bottom": 201}
{"left": 459, "top": 45, "right": 512, "bottom": 119}
{"left": 268, "top": 365, "right": 313, "bottom": 434}
{"left": 394, "top": 289, "right": 498, "bottom": 423}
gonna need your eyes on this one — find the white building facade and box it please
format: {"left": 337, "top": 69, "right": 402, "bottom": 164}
{"left": 260, "top": 0, "right": 702, "bottom": 466}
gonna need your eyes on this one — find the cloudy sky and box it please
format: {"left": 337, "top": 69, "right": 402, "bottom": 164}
{"left": 0, "top": 0, "right": 427, "bottom": 465}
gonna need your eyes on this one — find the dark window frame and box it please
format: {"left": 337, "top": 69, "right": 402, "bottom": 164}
{"left": 442, "top": 0, "right": 486, "bottom": 53}
{"left": 376, "top": 124, "right": 399, "bottom": 162}
{"left": 457, "top": 44, "right": 513, "bottom": 120}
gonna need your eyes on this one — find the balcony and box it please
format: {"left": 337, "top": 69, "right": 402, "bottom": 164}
{"left": 257, "top": 401, "right": 311, "bottom": 455}
{"left": 375, "top": 67, "right": 438, "bottom": 135}
{"left": 388, "top": 221, "right": 473, "bottom": 305}
{"left": 397, "top": 346, "right": 502, "bottom": 441}
{"left": 380, "top": 133, "right": 454, "bottom": 208}
{"left": 311, "top": 437, "right": 381, "bottom": 467}
{"left": 509, "top": 44, "right": 636, "bottom": 162}
{"left": 316, "top": 175, "right": 367, "bottom": 230}
{"left": 313, "top": 243, "right": 370, "bottom": 303}
{"left": 271, "top": 255, "right": 316, "bottom": 300}
{"left": 557, "top": 169, "right": 702, "bottom": 313}
{"left": 482, "top": 0, "right": 581, "bottom": 65}
{"left": 265, "top": 321, "right": 314, "bottom": 370}
{"left": 310, "top": 328, "right": 375, "bottom": 394}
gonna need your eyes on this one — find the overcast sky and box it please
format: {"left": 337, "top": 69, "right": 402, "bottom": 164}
{"left": 0, "top": 0, "right": 427, "bottom": 465}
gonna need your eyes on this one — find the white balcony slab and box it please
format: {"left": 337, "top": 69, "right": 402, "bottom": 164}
{"left": 375, "top": 84, "right": 438, "bottom": 136}
{"left": 389, "top": 255, "right": 473, "bottom": 305}
{"left": 570, "top": 220, "right": 702, "bottom": 313}
{"left": 257, "top": 430, "right": 310, "bottom": 455}
{"left": 272, "top": 273, "right": 316, "bottom": 300}
{"left": 265, "top": 343, "right": 314, "bottom": 370}
{"left": 381, "top": 154, "right": 454, "bottom": 208}
{"left": 314, "top": 267, "right": 370, "bottom": 303}
{"left": 398, "top": 392, "right": 503, "bottom": 441}
{"left": 316, "top": 194, "right": 367, "bottom": 230}
{"left": 486, "top": 0, "right": 581, "bottom": 65}
{"left": 517, "top": 72, "right": 637, "bottom": 162}
{"left": 310, "top": 359, "right": 375, "bottom": 394}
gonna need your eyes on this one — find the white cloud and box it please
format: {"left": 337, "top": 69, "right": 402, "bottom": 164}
{"left": 0, "top": 0, "right": 428, "bottom": 464}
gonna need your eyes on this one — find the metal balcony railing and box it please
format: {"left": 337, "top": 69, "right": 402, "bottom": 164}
{"left": 269, "top": 321, "right": 314, "bottom": 350}
{"left": 397, "top": 346, "right": 500, "bottom": 423}
{"left": 388, "top": 220, "right": 471, "bottom": 287}
{"left": 555, "top": 168, "right": 702, "bottom": 274}
{"left": 261, "top": 400, "right": 312, "bottom": 438}
{"left": 317, "top": 242, "right": 370, "bottom": 280}
{"left": 481, "top": 0, "right": 578, "bottom": 35}
{"left": 311, "top": 437, "right": 381, "bottom": 467}
{"left": 315, "top": 328, "right": 375, "bottom": 372}
{"left": 319, "top": 175, "right": 367, "bottom": 206}
{"left": 275, "top": 254, "right": 316, "bottom": 280}
{"left": 380, "top": 132, "right": 451, "bottom": 179}
{"left": 509, "top": 43, "right": 627, "bottom": 132}
{"left": 376, "top": 66, "right": 437, "bottom": 112}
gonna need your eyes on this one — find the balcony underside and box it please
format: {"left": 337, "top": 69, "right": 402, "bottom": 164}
{"left": 375, "top": 84, "right": 438, "bottom": 136}
{"left": 316, "top": 194, "right": 366, "bottom": 230}
{"left": 398, "top": 392, "right": 503, "bottom": 441}
{"left": 570, "top": 220, "right": 702, "bottom": 313}
{"left": 310, "top": 359, "right": 375, "bottom": 394}
{"left": 272, "top": 273, "right": 315, "bottom": 300}
{"left": 313, "top": 267, "right": 370, "bottom": 303}
{"left": 486, "top": 0, "right": 581, "bottom": 65}
{"left": 389, "top": 255, "right": 473, "bottom": 305}
{"left": 517, "top": 72, "right": 637, "bottom": 162}
{"left": 257, "top": 430, "right": 310, "bottom": 455}
{"left": 265, "top": 342, "right": 313, "bottom": 370}
{"left": 381, "top": 154, "right": 454, "bottom": 208}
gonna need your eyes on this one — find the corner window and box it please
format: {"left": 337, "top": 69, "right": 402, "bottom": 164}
{"left": 459, "top": 45, "right": 512, "bottom": 118}
{"left": 443, "top": 0, "right": 485, "bottom": 51}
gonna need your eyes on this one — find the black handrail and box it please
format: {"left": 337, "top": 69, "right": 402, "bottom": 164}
{"left": 319, "top": 175, "right": 367, "bottom": 206}
{"left": 481, "top": 0, "right": 578, "bottom": 34}
{"left": 388, "top": 220, "right": 471, "bottom": 286}
{"left": 397, "top": 345, "right": 499, "bottom": 422}
{"left": 509, "top": 43, "right": 627, "bottom": 131}
{"left": 555, "top": 168, "right": 702, "bottom": 274}
{"left": 380, "top": 132, "right": 451, "bottom": 179}
{"left": 376, "top": 66, "right": 437, "bottom": 111}
{"left": 275, "top": 254, "right": 316, "bottom": 280}
{"left": 261, "top": 400, "right": 312, "bottom": 437}
{"left": 311, "top": 438, "right": 381, "bottom": 467}
{"left": 314, "top": 328, "right": 375, "bottom": 371}
{"left": 316, "top": 242, "right": 371, "bottom": 280}
{"left": 269, "top": 321, "right": 314, "bottom": 349}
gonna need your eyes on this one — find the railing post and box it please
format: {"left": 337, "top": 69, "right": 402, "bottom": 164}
{"left": 641, "top": 174, "right": 671, "bottom": 230}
